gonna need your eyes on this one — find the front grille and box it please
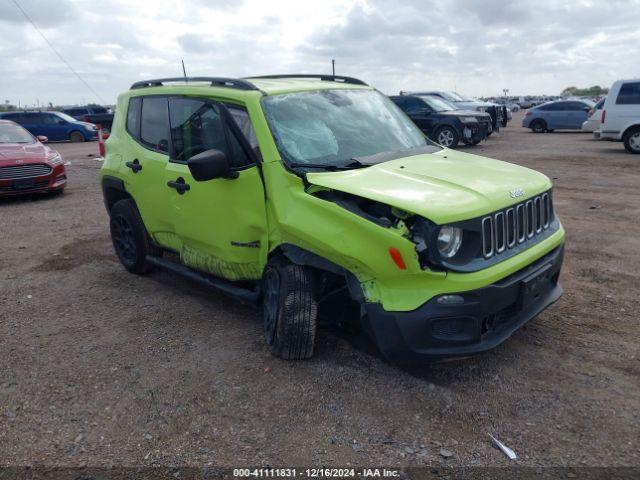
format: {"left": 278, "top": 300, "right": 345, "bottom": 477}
{"left": 0, "top": 164, "right": 52, "bottom": 180}
{"left": 481, "top": 192, "right": 553, "bottom": 259}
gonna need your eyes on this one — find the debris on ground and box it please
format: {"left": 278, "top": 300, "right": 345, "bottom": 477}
{"left": 488, "top": 433, "right": 517, "bottom": 460}
{"left": 439, "top": 448, "right": 454, "bottom": 458}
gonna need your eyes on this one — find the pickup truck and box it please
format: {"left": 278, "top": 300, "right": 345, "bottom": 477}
{"left": 61, "top": 105, "right": 114, "bottom": 131}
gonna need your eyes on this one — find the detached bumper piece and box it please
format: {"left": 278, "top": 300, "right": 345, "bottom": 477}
{"left": 462, "top": 123, "right": 489, "bottom": 144}
{"left": 362, "top": 245, "right": 564, "bottom": 363}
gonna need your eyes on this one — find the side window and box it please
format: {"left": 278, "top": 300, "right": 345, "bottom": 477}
{"left": 227, "top": 106, "right": 260, "bottom": 158}
{"left": 564, "top": 102, "right": 586, "bottom": 111}
{"left": 140, "top": 97, "right": 169, "bottom": 153}
{"left": 168, "top": 98, "right": 253, "bottom": 168}
{"left": 541, "top": 103, "right": 561, "bottom": 111}
{"left": 126, "top": 97, "right": 142, "bottom": 138}
{"left": 404, "top": 98, "right": 427, "bottom": 115}
{"left": 169, "top": 98, "right": 226, "bottom": 162}
{"left": 30, "top": 114, "right": 44, "bottom": 124}
{"left": 42, "top": 114, "right": 61, "bottom": 125}
{"left": 616, "top": 82, "right": 640, "bottom": 105}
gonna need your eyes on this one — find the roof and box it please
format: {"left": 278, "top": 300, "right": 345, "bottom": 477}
{"left": 127, "top": 75, "right": 371, "bottom": 98}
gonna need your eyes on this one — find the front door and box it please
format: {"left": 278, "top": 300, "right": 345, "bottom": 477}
{"left": 41, "top": 113, "right": 71, "bottom": 141}
{"left": 565, "top": 102, "right": 589, "bottom": 129}
{"left": 164, "top": 97, "right": 268, "bottom": 281}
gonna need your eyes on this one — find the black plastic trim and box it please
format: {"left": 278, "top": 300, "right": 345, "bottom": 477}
{"left": 145, "top": 255, "right": 259, "bottom": 305}
{"left": 362, "top": 244, "right": 564, "bottom": 363}
{"left": 131, "top": 77, "right": 259, "bottom": 91}
{"left": 248, "top": 74, "right": 368, "bottom": 86}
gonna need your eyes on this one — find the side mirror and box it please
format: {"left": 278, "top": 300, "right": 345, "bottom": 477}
{"left": 187, "top": 149, "right": 238, "bottom": 181}
{"left": 37, "top": 135, "right": 48, "bottom": 143}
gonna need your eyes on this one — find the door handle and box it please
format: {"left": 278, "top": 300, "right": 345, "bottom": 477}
{"left": 167, "top": 177, "right": 190, "bottom": 195}
{"left": 125, "top": 159, "right": 142, "bottom": 173}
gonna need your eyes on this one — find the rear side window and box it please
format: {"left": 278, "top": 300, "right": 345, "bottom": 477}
{"left": 126, "top": 97, "right": 142, "bottom": 138}
{"left": 539, "top": 103, "right": 562, "bottom": 111}
{"left": 168, "top": 98, "right": 252, "bottom": 167}
{"left": 140, "top": 97, "right": 169, "bottom": 153}
{"left": 616, "top": 82, "right": 640, "bottom": 105}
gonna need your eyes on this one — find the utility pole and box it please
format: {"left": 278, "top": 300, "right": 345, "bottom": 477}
{"left": 182, "top": 59, "right": 187, "bottom": 79}
{"left": 331, "top": 59, "right": 335, "bottom": 76}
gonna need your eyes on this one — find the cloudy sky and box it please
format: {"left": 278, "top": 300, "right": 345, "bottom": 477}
{"left": 1, "top": 0, "right": 638, "bottom": 106}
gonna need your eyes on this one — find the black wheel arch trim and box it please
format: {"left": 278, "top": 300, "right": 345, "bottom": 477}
{"left": 101, "top": 176, "right": 129, "bottom": 213}
{"left": 277, "top": 243, "right": 366, "bottom": 304}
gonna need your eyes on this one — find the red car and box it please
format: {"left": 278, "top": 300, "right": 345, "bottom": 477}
{"left": 0, "top": 119, "right": 66, "bottom": 196}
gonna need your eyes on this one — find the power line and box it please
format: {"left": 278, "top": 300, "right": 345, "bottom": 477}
{"left": 10, "top": 0, "right": 105, "bottom": 104}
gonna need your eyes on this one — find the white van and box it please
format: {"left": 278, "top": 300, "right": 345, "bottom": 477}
{"left": 594, "top": 79, "right": 640, "bottom": 153}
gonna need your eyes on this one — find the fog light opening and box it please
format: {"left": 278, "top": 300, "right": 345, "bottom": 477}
{"left": 436, "top": 294, "right": 465, "bottom": 305}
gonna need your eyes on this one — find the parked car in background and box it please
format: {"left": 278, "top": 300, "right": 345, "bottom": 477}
{"left": 62, "top": 105, "right": 114, "bottom": 131}
{"left": 522, "top": 100, "right": 594, "bottom": 133}
{"left": 0, "top": 111, "right": 98, "bottom": 142}
{"left": 0, "top": 120, "right": 66, "bottom": 196}
{"left": 594, "top": 79, "right": 640, "bottom": 154}
{"left": 408, "top": 91, "right": 508, "bottom": 130}
{"left": 391, "top": 94, "right": 491, "bottom": 147}
{"left": 582, "top": 97, "right": 606, "bottom": 132}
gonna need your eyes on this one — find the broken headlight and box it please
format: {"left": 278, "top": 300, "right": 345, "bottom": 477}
{"left": 409, "top": 217, "right": 481, "bottom": 270}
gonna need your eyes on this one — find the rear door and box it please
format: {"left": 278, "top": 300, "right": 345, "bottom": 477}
{"left": 19, "top": 113, "right": 41, "bottom": 136}
{"left": 542, "top": 102, "right": 568, "bottom": 129}
{"left": 163, "top": 97, "right": 268, "bottom": 281}
{"left": 118, "top": 95, "right": 174, "bottom": 245}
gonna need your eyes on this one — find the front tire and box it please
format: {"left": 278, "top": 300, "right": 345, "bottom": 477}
{"left": 109, "top": 199, "right": 159, "bottom": 274}
{"left": 262, "top": 257, "right": 318, "bottom": 360}
{"left": 69, "top": 131, "right": 85, "bottom": 142}
{"left": 623, "top": 127, "right": 640, "bottom": 154}
{"left": 434, "top": 126, "right": 460, "bottom": 148}
{"left": 531, "top": 120, "right": 547, "bottom": 133}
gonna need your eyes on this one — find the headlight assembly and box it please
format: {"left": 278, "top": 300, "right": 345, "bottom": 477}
{"left": 46, "top": 153, "right": 63, "bottom": 165}
{"left": 437, "top": 226, "right": 463, "bottom": 258}
{"left": 461, "top": 116, "right": 478, "bottom": 123}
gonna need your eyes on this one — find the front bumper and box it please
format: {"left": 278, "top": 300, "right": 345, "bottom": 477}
{"left": 462, "top": 122, "right": 489, "bottom": 143}
{"left": 0, "top": 164, "right": 66, "bottom": 196}
{"left": 362, "top": 244, "right": 564, "bottom": 362}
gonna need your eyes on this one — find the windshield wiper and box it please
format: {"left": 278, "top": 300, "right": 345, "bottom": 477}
{"left": 288, "top": 160, "right": 367, "bottom": 171}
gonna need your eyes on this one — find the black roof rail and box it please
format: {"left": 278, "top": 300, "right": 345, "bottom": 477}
{"left": 248, "top": 74, "right": 368, "bottom": 86}
{"left": 130, "top": 77, "right": 259, "bottom": 91}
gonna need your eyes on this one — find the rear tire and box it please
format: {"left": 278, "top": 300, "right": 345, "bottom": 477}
{"left": 109, "top": 199, "right": 159, "bottom": 274}
{"left": 434, "top": 126, "right": 460, "bottom": 148}
{"left": 531, "top": 120, "right": 547, "bottom": 133}
{"left": 623, "top": 127, "right": 640, "bottom": 154}
{"left": 262, "top": 257, "right": 318, "bottom": 360}
{"left": 69, "top": 131, "right": 85, "bottom": 143}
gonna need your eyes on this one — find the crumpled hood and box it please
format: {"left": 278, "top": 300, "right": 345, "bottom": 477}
{"left": 306, "top": 149, "right": 552, "bottom": 224}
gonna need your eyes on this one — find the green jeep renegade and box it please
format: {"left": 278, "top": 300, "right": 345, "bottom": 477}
{"left": 100, "top": 74, "right": 565, "bottom": 362}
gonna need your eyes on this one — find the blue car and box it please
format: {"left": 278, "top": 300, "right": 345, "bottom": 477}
{"left": 522, "top": 100, "right": 595, "bottom": 133}
{"left": 0, "top": 111, "right": 98, "bottom": 142}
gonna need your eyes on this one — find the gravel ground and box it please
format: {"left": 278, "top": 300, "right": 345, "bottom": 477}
{"left": 1, "top": 111, "right": 639, "bottom": 468}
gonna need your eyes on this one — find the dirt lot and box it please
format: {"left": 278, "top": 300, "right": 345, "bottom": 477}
{"left": 1, "top": 111, "right": 639, "bottom": 469}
